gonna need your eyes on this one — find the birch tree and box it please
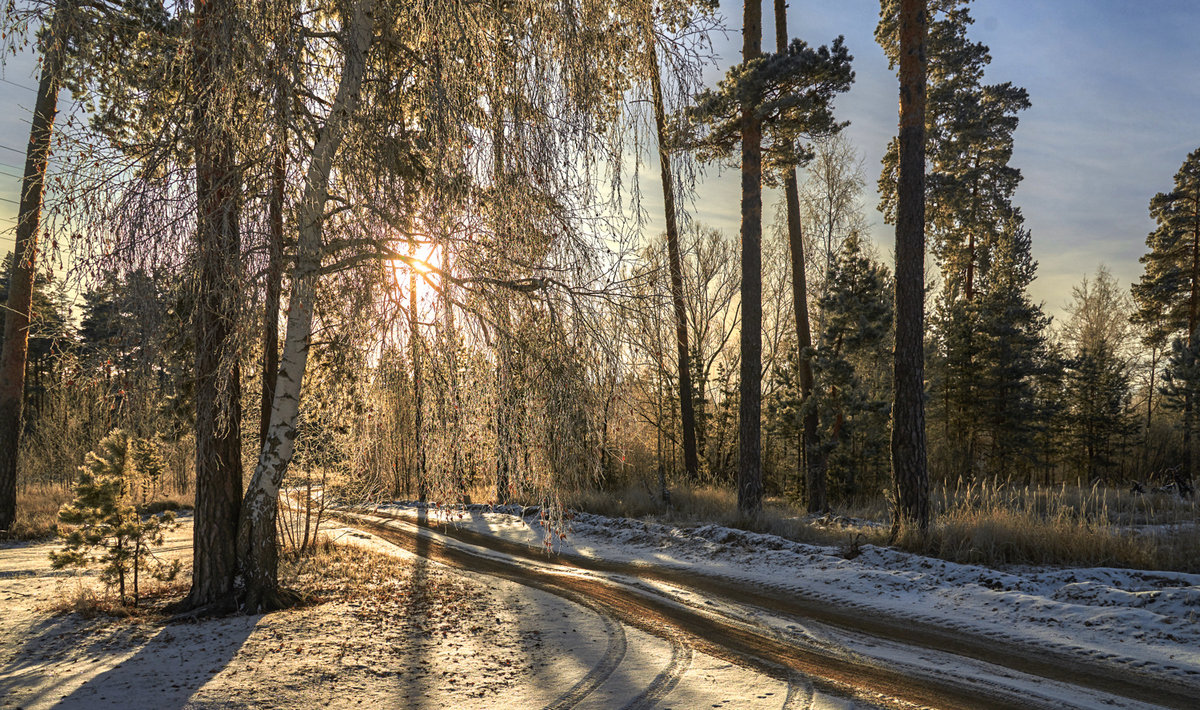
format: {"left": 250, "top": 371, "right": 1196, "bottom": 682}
{"left": 238, "top": 0, "right": 377, "bottom": 611}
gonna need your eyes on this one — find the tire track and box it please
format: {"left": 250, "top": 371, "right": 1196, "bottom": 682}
{"left": 621, "top": 633, "right": 693, "bottom": 710}
{"left": 782, "top": 672, "right": 814, "bottom": 709}
{"left": 325, "top": 510, "right": 628, "bottom": 709}
{"left": 543, "top": 595, "right": 628, "bottom": 710}
{"left": 344, "top": 505, "right": 1200, "bottom": 710}
{"left": 330, "top": 510, "right": 958, "bottom": 708}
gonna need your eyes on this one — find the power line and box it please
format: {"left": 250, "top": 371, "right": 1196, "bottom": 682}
{"left": 0, "top": 144, "right": 28, "bottom": 155}
{"left": 0, "top": 78, "right": 36, "bottom": 93}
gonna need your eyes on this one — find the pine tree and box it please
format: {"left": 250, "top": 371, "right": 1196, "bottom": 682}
{"left": 785, "top": 233, "right": 893, "bottom": 498}
{"left": 0, "top": 1, "right": 70, "bottom": 533}
{"left": 1065, "top": 345, "right": 1132, "bottom": 483}
{"left": 886, "top": 0, "right": 930, "bottom": 532}
{"left": 50, "top": 430, "right": 179, "bottom": 606}
{"left": 641, "top": 0, "right": 718, "bottom": 484}
{"left": 879, "top": 1, "right": 1044, "bottom": 483}
{"left": 971, "top": 221, "right": 1050, "bottom": 479}
{"left": 688, "top": 4, "right": 853, "bottom": 516}
{"left": 1131, "top": 148, "right": 1200, "bottom": 480}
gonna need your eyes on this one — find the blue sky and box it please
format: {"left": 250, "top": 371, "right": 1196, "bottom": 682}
{"left": 2, "top": 1, "right": 1198, "bottom": 321}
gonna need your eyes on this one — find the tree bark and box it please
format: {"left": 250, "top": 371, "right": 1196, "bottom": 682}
{"left": 260, "top": 151, "right": 284, "bottom": 447}
{"left": 410, "top": 263, "right": 425, "bottom": 501}
{"left": 737, "top": 0, "right": 764, "bottom": 517}
{"left": 0, "top": 2, "right": 68, "bottom": 532}
{"left": 891, "top": 0, "right": 930, "bottom": 534}
{"left": 238, "top": 0, "right": 376, "bottom": 611}
{"left": 773, "top": 0, "right": 825, "bottom": 513}
{"left": 494, "top": 302, "right": 514, "bottom": 503}
{"left": 646, "top": 19, "right": 700, "bottom": 483}
{"left": 1189, "top": 188, "right": 1200, "bottom": 481}
{"left": 180, "top": 0, "right": 244, "bottom": 611}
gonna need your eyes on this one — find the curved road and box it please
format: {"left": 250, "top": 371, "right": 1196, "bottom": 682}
{"left": 330, "top": 507, "right": 1197, "bottom": 710}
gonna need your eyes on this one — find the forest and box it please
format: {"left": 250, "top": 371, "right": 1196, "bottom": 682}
{"left": 1, "top": 0, "right": 1198, "bottom": 708}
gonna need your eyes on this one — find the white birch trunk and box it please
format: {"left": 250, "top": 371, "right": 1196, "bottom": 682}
{"left": 238, "top": 0, "right": 376, "bottom": 609}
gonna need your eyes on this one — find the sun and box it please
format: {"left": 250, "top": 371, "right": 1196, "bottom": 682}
{"left": 387, "top": 238, "right": 443, "bottom": 315}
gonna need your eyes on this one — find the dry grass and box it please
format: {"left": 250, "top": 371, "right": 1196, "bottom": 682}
{"left": 896, "top": 479, "right": 1200, "bottom": 572}
{"left": 5, "top": 483, "right": 72, "bottom": 540}
{"left": 47, "top": 576, "right": 192, "bottom": 620}
{"left": 565, "top": 483, "right": 865, "bottom": 547}
{"left": 566, "top": 479, "right": 1200, "bottom": 573}
{"left": 3, "top": 483, "right": 195, "bottom": 542}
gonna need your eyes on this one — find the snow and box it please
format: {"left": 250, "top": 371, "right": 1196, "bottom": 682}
{"left": 7, "top": 498, "right": 1196, "bottom": 708}
{"left": 364, "top": 501, "right": 1200, "bottom": 693}
{"left": 0, "top": 518, "right": 871, "bottom": 709}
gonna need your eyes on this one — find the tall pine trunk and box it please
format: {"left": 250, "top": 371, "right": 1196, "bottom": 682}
{"left": 737, "top": 0, "right": 765, "bottom": 516}
{"left": 183, "top": 0, "right": 244, "bottom": 611}
{"left": 238, "top": 0, "right": 376, "bottom": 611}
{"left": 646, "top": 19, "right": 700, "bottom": 483}
{"left": 773, "top": 0, "right": 825, "bottom": 513}
{"left": 1189, "top": 191, "right": 1200, "bottom": 482}
{"left": 0, "top": 3, "right": 67, "bottom": 532}
{"left": 891, "top": 0, "right": 930, "bottom": 534}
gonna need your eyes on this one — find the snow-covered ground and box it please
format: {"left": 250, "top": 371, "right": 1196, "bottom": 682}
{"left": 0, "top": 517, "right": 866, "bottom": 709}
{"left": 365, "top": 502, "right": 1200, "bottom": 693}
{"left": 5, "top": 500, "right": 1196, "bottom": 709}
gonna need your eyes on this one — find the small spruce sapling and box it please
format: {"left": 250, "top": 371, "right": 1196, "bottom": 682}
{"left": 50, "top": 430, "right": 180, "bottom": 606}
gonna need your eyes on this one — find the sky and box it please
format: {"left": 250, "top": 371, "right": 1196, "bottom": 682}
{"left": 2, "top": 0, "right": 1199, "bottom": 321}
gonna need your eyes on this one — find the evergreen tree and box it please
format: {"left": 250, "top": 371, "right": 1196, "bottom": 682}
{"left": 879, "top": 1, "right": 1045, "bottom": 483}
{"left": 769, "top": 233, "right": 893, "bottom": 499}
{"left": 971, "top": 222, "right": 1050, "bottom": 479}
{"left": 1131, "top": 148, "right": 1200, "bottom": 479}
{"left": 883, "top": 0, "right": 930, "bottom": 532}
{"left": 688, "top": 6, "right": 853, "bottom": 516}
{"left": 1161, "top": 334, "right": 1200, "bottom": 489}
{"left": 50, "top": 430, "right": 179, "bottom": 606}
{"left": 0, "top": 255, "right": 73, "bottom": 426}
{"left": 1064, "top": 344, "right": 1132, "bottom": 482}
{"left": 0, "top": 1, "right": 70, "bottom": 533}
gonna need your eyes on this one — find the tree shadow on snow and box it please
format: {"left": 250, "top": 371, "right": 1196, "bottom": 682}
{"left": 23, "top": 609, "right": 258, "bottom": 709}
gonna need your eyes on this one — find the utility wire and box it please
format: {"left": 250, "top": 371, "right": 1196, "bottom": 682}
{"left": 0, "top": 78, "right": 37, "bottom": 92}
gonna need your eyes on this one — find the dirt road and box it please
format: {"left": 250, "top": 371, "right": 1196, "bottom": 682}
{"left": 332, "top": 506, "right": 1197, "bottom": 710}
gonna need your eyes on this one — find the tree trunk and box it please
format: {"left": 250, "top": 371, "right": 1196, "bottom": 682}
{"left": 891, "top": 0, "right": 930, "bottom": 534}
{"left": 410, "top": 263, "right": 425, "bottom": 501}
{"left": 260, "top": 150, "right": 284, "bottom": 447}
{"left": 1145, "top": 343, "right": 1157, "bottom": 480}
{"left": 1189, "top": 193, "right": 1200, "bottom": 482}
{"left": 0, "top": 3, "right": 67, "bottom": 532}
{"left": 646, "top": 20, "right": 700, "bottom": 483}
{"left": 494, "top": 303, "right": 514, "bottom": 504}
{"left": 737, "top": 0, "right": 765, "bottom": 517}
{"left": 182, "top": 0, "right": 244, "bottom": 612}
{"left": 773, "top": 0, "right": 825, "bottom": 513}
{"left": 238, "top": 0, "right": 376, "bottom": 612}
